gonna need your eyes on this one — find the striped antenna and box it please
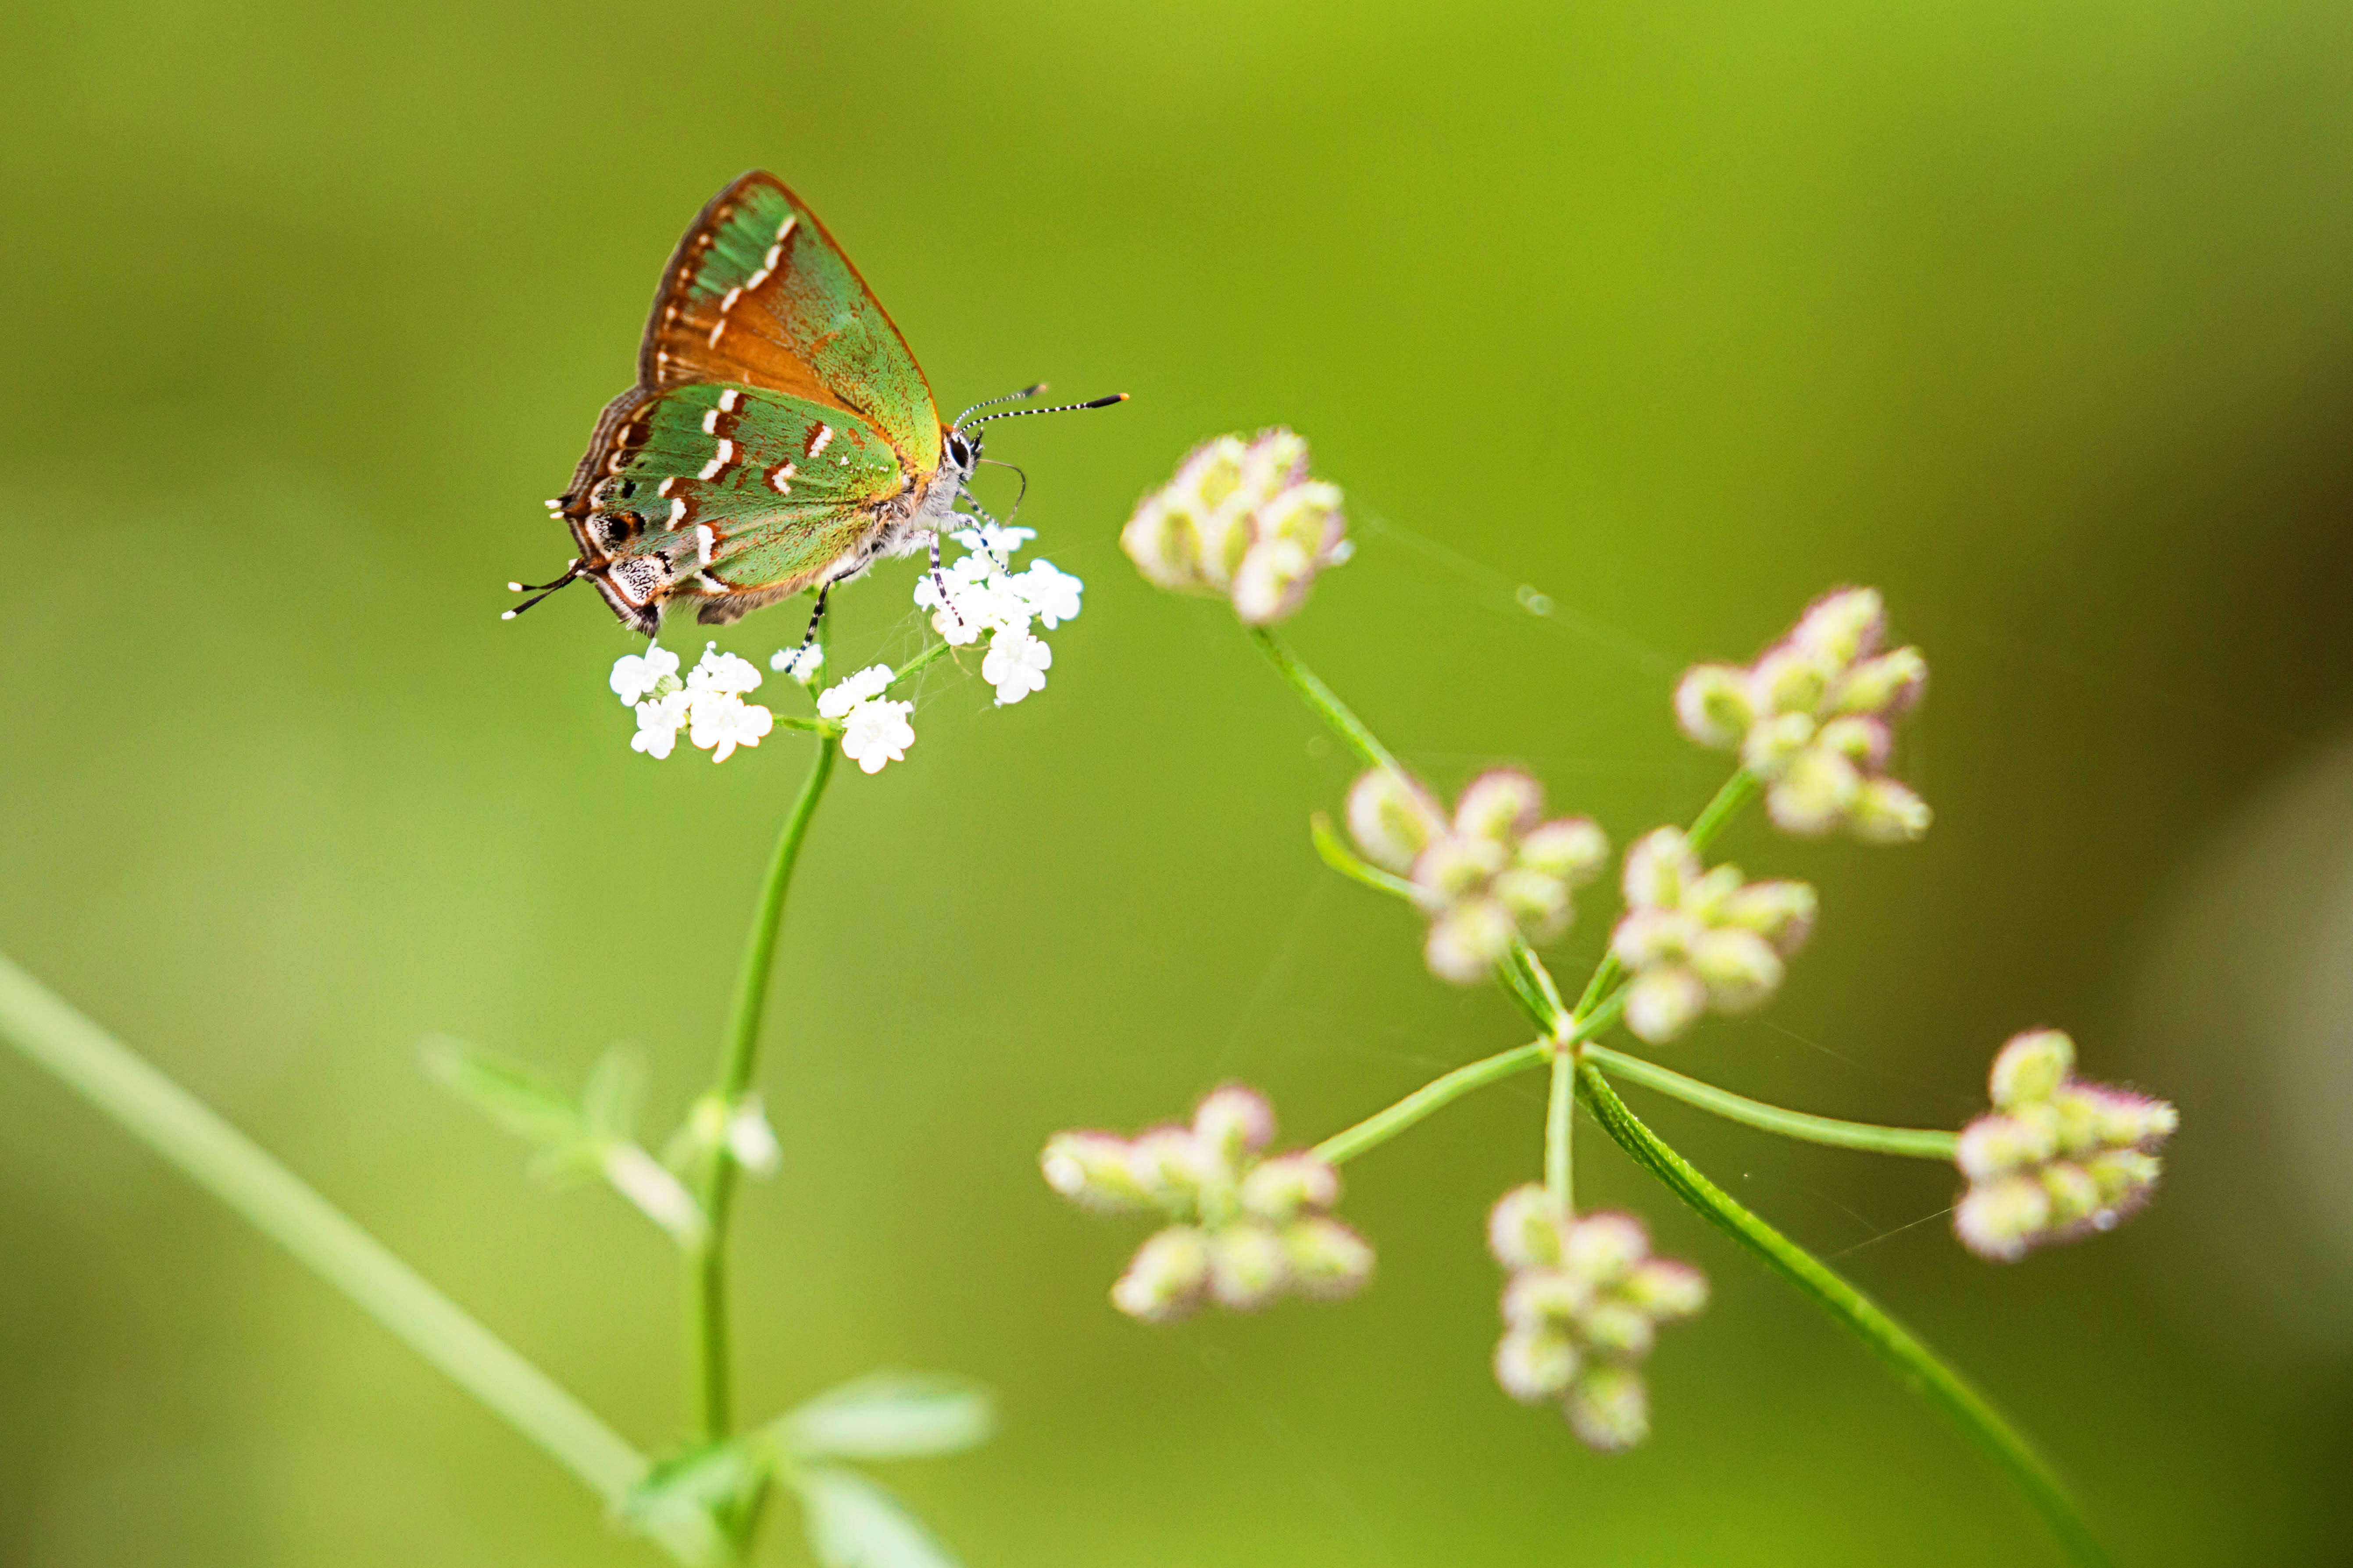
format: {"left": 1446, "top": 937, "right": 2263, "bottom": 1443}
{"left": 956, "top": 392, "right": 1128, "bottom": 434}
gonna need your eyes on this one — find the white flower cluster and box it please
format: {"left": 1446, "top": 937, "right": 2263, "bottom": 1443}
{"left": 1041, "top": 1086, "right": 1375, "bottom": 1324}
{"left": 813, "top": 664, "right": 916, "bottom": 775}
{"left": 1346, "top": 767, "right": 1609, "bottom": 984}
{"left": 911, "top": 523, "right": 1085, "bottom": 706}
{"left": 1953, "top": 1030, "right": 2178, "bottom": 1263}
{"left": 1675, "top": 588, "right": 1931, "bottom": 841}
{"left": 1121, "top": 428, "right": 1350, "bottom": 624}
{"left": 1608, "top": 828, "right": 1817, "bottom": 1043}
{"left": 610, "top": 644, "right": 776, "bottom": 763}
{"left": 1487, "top": 1187, "right": 1708, "bottom": 1451}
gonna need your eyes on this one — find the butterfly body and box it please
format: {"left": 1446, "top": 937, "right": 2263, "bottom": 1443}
{"left": 545, "top": 172, "right": 974, "bottom": 637}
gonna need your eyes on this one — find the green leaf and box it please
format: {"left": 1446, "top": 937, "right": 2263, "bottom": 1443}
{"left": 581, "top": 1044, "right": 647, "bottom": 1140}
{"left": 617, "top": 1440, "right": 771, "bottom": 1567}
{"left": 775, "top": 1372, "right": 996, "bottom": 1461}
{"left": 419, "top": 1035, "right": 584, "bottom": 1147}
{"left": 793, "top": 1467, "right": 963, "bottom": 1568}
{"left": 1574, "top": 1061, "right": 2109, "bottom": 1566}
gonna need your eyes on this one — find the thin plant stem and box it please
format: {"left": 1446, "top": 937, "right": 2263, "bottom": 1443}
{"left": 1313, "top": 994, "right": 1626, "bottom": 1168}
{"left": 1314, "top": 1043, "right": 1545, "bottom": 1165}
{"left": 1309, "top": 813, "right": 1419, "bottom": 901}
{"left": 692, "top": 736, "right": 838, "bottom": 1442}
{"left": 0, "top": 954, "right": 715, "bottom": 1554}
{"left": 1585, "top": 1044, "right": 1959, "bottom": 1159}
{"left": 1545, "top": 1054, "right": 1574, "bottom": 1211}
{"left": 1575, "top": 1062, "right": 2107, "bottom": 1567}
{"left": 1249, "top": 627, "right": 1401, "bottom": 773}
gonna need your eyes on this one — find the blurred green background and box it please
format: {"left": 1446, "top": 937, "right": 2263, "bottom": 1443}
{"left": 5, "top": 0, "right": 2351, "bottom": 1562}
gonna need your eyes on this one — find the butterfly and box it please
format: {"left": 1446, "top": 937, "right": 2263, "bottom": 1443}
{"left": 511, "top": 171, "right": 1121, "bottom": 639}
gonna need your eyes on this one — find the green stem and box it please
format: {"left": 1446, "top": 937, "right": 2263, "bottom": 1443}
{"left": 1249, "top": 627, "right": 1401, "bottom": 774}
{"left": 1312, "top": 994, "right": 1627, "bottom": 1168}
{"left": 1545, "top": 1054, "right": 1574, "bottom": 1211}
{"left": 692, "top": 737, "right": 838, "bottom": 1442}
{"left": 1575, "top": 1062, "right": 2107, "bottom": 1567}
{"left": 1313, "top": 1044, "right": 1546, "bottom": 1165}
{"left": 884, "top": 640, "right": 956, "bottom": 695}
{"left": 1309, "top": 813, "right": 1420, "bottom": 902}
{"left": 1585, "top": 1045, "right": 1958, "bottom": 1159}
{"left": 0, "top": 954, "right": 682, "bottom": 1542}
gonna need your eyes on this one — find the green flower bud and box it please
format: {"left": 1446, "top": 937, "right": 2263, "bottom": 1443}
{"left": 1345, "top": 768, "right": 1447, "bottom": 874}
{"left": 1129, "top": 1127, "right": 1214, "bottom": 1209}
{"left": 1453, "top": 769, "right": 1545, "bottom": 843}
{"left": 1494, "top": 1325, "right": 1581, "bottom": 1404}
{"left": 1621, "top": 827, "right": 1699, "bottom": 911}
{"left": 1674, "top": 663, "right": 1756, "bottom": 749}
{"left": 1717, "top": 879, "right": 1818, "bottom": 954}
{"left": 1413, "top": 833, "right": 1510, "bottom": 904}
{"left": 1258, "top": 478, "right": 1345, "bottom": 558}
{"left": 1487, "top": 1184, "right": 1567, "bottom": 1270}
{"left": 1955, "top": 1112, "right": 2057, "bottom": 1181}
{"left": 1239, "top": 427, "right": 1310, "bottom": 496}
{"left": 1192, "top": 498, "right": 1254, "bottom": 590}
{"left": 1621, "top": 1258, "right": 1709, "bottom": 1320}
{"left": 1953, "top": 1175, "right": 2052, "bottom": 1263}
{"left": 1831, "top": 646, "right": 1928, "bottom": 717}
{"left": 1111, "top": 1226, "right": 1212, "bottom": 1322}
{"left": 1690, "top": 927, "right": 1785, "bottom": 1011}
{"left": 1742, "top": 709, "right": 1820, "bottom": 776}
{"left": 1177, "top": 435, "right": 1249, "bottom": 511}
{"left": 1623, "top": 965, "right": 1708, "bottom": 1043}
{"left": 1790, "top": 587, "right": 1885, "bottom": 667}
{"left": 1238, "top": 1152, "right": 1342, "bottom": 1222}
{"left": 2040, "top": 1161, "right": 2104, "bottom": 1227}
{"left": 1576, "top": 1301, "right": 1657, "bottom": 1361}
{"left": 2082, "top": 1148, "right": 2161, "bottom": 1208}
{"left": 1849, "top": 777, "right": 1932, "bottom": 844}
{"left": 1678, "top": 864, "right": 1747, "bottom": 922}
{"left": 1609, "top": 909, "right": 1700, "bottom": 969}
{"left": 1040, "top": 1131, "right": 1151, "bottom": 1212}
{"left": 1817, "top": 714, "right": 1891, "bottom": 770}
{"left": 1764, "top": 747, "right": 1862, "bottom": 836}
{"left": 1566, "top": 1366, "right": 1650, "bottom": 1452}
{"left": 1503, "top": 1267, "right": 1591, "bottom": 1329}
{"left": 1561, "top": 1211, "right": 1650, "bottom": 1287}
{"left": 1493, "top": 866, "right": 1572, "bottom": 940}
{"left": 1516, "top": 817, "right": 1608, "bottom": 884}
{"left": 1119, "top": 496, "right": 1204, "bottom": 591}
{"left": 1989, "top": 1030, "right": 2075, "bottom": 1108}
{"left": 1229, "top": 536, "right": 1315, "bottom": 625}
{"left": 1424, "top": 896, "right": 1517, "bottom": 984}
{"left": 1282, "top": 1216, "right": 1375, "bottom": 1300}
{"left": 1207, "top": 1221, "right": 1292, "bottom": 1310}
{"left": 1193, "top": 1086, "right": 1277, "bottom": 1165}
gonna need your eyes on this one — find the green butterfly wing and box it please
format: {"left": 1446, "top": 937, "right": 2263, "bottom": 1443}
{"left": 576, "top": 381, "right": 907, "bottom": 624}
{"left": 636, "top": 172, "right": 942, "bottom": 478}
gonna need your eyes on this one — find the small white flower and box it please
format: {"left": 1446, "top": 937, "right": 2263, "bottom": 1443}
{"left": 1011, "top": 559, "right": 1085, "bottom": 629}
{"left": 840, "top": 697, "right": 916, "bottom": 773}
{"left": 611, "top": 645, "right": 682, "bottom": 705}
{"left": 952, "top": 522, "right": 1035, "bottom": 557}
{"left": 770, "top": 642, "right": 825, "bottom": 684}
{"left": 629, "top": 690, "right": 691, "bottom": 759}
{"left": 982, "top": 630, "right": 1053, "bottom": 705}
{"left": 686, "top": 643, "right": 763, "bottom": 698}
{"left": 687, "top": 693, "right": 775, "bottom": 762}
{"left": 817, "top": 663, "right": 896, "bottom": 720}
{"left": 724, "top": 1095, "right": 782, "bottom": 1176}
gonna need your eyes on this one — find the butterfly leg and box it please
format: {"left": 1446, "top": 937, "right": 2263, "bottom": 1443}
{"left": 788, "top": 581, "right": 832, "bottom": 658}
{"left": 926, "top": 530, "right": 968, "bottom": 635}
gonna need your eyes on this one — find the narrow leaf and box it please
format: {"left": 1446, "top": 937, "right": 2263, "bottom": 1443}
{"left": 582, "top": 1044, "right": 647, "bottom": 1140}
{"left": 419, "top": 1035, "right": 584, "bottom": 1147}
{"left": 1575, "top": 1062, "right": 2109, "bottom": 1566}
{"left": 617, "top": 1440, "right": 769, "bottom": 1567}
{"left": 777, "top": 1372, "right": 996, "bottom": 1461}
{"left": 794, "top": 1467, "right": 963, "bottom": 1568}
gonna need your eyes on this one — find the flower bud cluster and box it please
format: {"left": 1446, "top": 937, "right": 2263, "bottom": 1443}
{"left": 1608, "top": 828, "right": 1816, "bottom": 1043}
{"left": 610, "top": 643, "right": 776, "bottom": 763}
{"left": 1674, "top": 588, "right": 1931, "bottom": 841}
{"left": 1121, "top": 429, "right": 1350, "bottom": 624}
{"left": 1486, "top": 1186, "right": 1707, "bottom": 1451}
{"left": 1041, "top": 1086, "right": 1373, "bottom": 1323}
{"left": 1345, "top": 768, "right": 1608, "bottom": 984}
{"left": 1952, "top": 1030, "right": 2178, "bottom": 1262}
